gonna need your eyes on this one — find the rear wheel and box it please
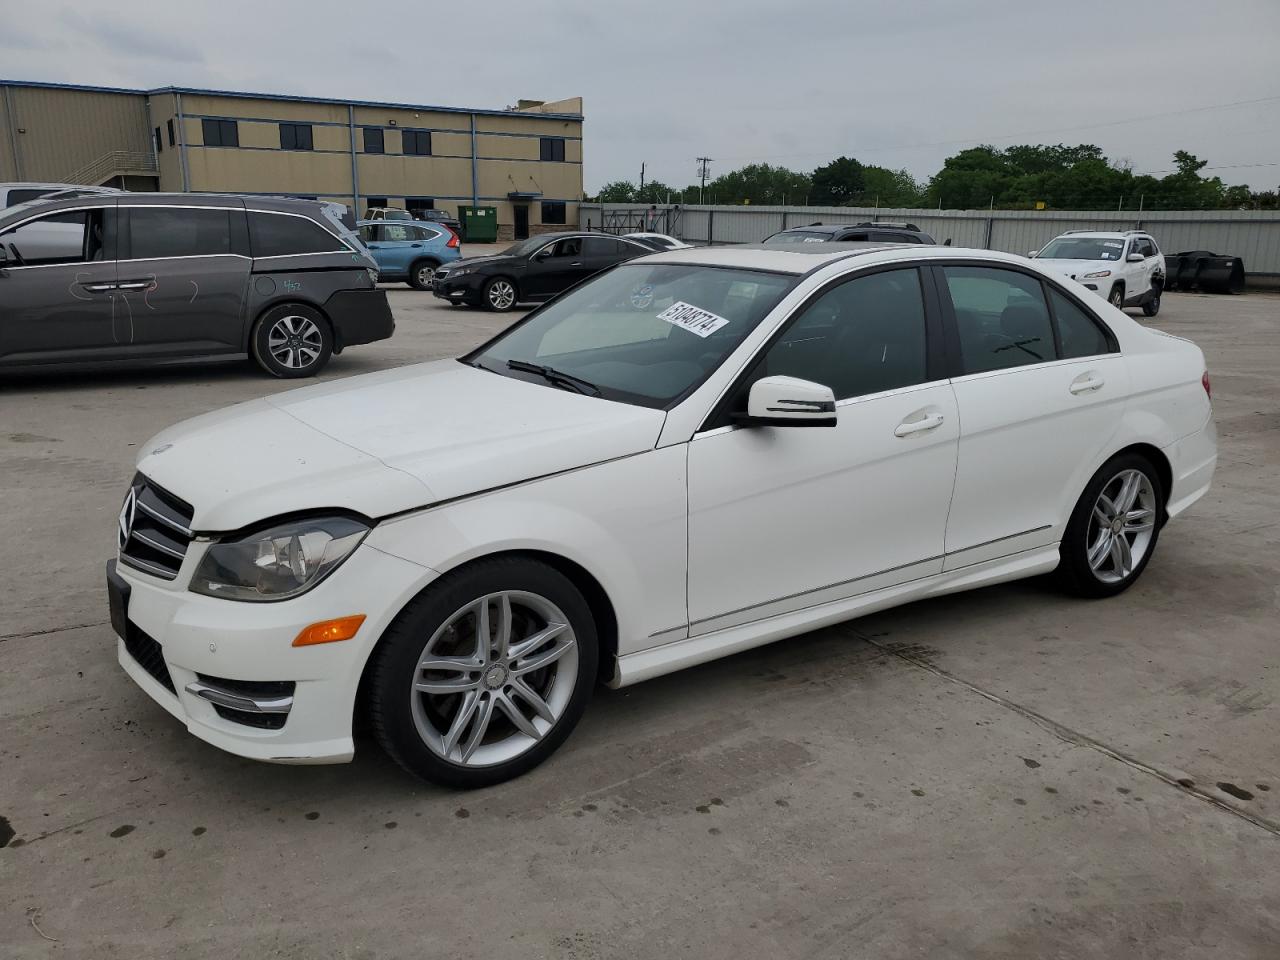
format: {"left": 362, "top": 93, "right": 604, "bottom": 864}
{"left": 407, "top": 259, "right": 439, "bottom": 291}
{"left": 369, "top": 557, "right": 598, "bottom": 788}
{"left": 1108, "top": 284, "right": 1125, "bottom": 310}
{"left": 1056, "top": 453, "right": 1164, "bottom": 597}
{"left": 251, "top": 304, "right": 332, "bottom": 378}
{"left": 482, "top": 277, "right": 518, "bottom": 312}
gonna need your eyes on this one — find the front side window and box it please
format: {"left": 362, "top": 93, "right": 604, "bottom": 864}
{"left": 757, "top": 268, "right": 928, "bottom": 400}
{"left": 1049, "top": 288, "right": 1113, "bottom": 359}
{"left": 248, "top": 211, "right": 344, "bottom": 257}
{"left": 129, "top": 207, "right": 232, "bottom": 259}
{"left": 539, "top": 137, "right": 566, "bottom": 162}
{"left": 280, "top": 123, "right": 314, "bottom": 151}
{"left": 0, "top": 208, "right": 107, "bottom": 266}
{"left": 402, "top": 130, "right": 432, "bottom": 156}
{"left": 943, "top": 266, "right": 1056, "bottom": 374}
{"left": 541, "top": 200, "right": 567, "bottom": 225}
{"left": 1038, "top": 237, "right": 1125, "bottom": 261}
{"left": 358, "top": 225, "right": 376, "bottom": 243}
{"left": 1131, "top": 237, "right": 1155, "bottom": 258}
{"left": 470, "top": 264, "right": 794, "bottom": 408}
{"left": 363, "top": 127, "right": 384, "bottom": 154}
{"left": 543, "top": 237, "right": 582, "bottom": 258}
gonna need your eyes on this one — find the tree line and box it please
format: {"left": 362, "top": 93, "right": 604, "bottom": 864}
{"left": 591, "top": 145, "right": 1278, "bottom": 211}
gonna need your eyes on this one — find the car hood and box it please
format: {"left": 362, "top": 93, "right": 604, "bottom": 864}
{"left": 1037, "top": 258, "right": 1123, "bottom": 278}
{"left": 447, "top": 254, "right": 517, "bottom": 270}
{"left": 134, "top": 360, "right": 666, "bottom": 532}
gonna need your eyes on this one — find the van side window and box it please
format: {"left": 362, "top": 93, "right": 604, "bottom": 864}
{"left": 248, "top": 212, "right": 345, "bottom": 258}
{"left": 1, "top": 209, "right": 107, "bottom": 266}
{"left": 129, "top": 208, "right": 232, "bottom": 259}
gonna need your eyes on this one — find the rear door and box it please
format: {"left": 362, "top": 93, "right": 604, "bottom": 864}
{"left": 0, "top": 203, "right": 122, "bottom": 364}
{"left": 118, "top": 204, "right": 251, "bottom": 357}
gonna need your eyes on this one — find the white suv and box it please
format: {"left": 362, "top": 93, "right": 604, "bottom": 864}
{"left": 1032, "top": 231, "right": 1165, "bottom": 317}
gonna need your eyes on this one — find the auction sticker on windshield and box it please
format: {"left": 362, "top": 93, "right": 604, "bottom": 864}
{"left": 656, "top": 301, "right": 730, "bottom": 338}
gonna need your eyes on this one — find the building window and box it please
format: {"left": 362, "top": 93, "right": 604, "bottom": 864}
{"left": 541, "top": 200, "right": 566, "bottom": 224}
{"left": 167, "top": 119, "right": 175, "bottom": 147}
{"left": 201, "top": 119, "right": 239, "bottom": 147}
{"left": 406, "top": 197, "right": 435, "bottom": 215}
{"left": 402, "top": 129, "right": 432, "bottom": 156}
{"left": 363, "top": 127, "right": 384, "bottom": 154}
{"left": 364, "top": 197, "right": 388, "bottom": 214}
{"left": 279, "top": 123, "right": 314, "bottom": 151}
{"left": 539, "top": 137, "right": 566, "bottom": 162}
{"left": 154, "top": 127, "right": 163, "bottom": 153}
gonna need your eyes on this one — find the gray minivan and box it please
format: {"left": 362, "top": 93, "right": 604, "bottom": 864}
{"left": 0, "top": 194, "right": 393, "bottom": 377}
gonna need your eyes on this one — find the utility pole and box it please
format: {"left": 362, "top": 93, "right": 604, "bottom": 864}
{"left": 697, "top": 157, "right": 712, "bottom": 204}
{"left": 639, "top": 162, "right": 645, "bottom": 193}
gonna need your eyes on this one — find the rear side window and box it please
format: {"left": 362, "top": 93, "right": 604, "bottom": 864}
{"left": 1049, "top": 288, "right": 1113, "bottom": 359}
{"left": 942, "top": 266, "right": 1056, "bottom": 374}
{"left": 583, "top": 236, "right": 620, "bottom": 256}
{"left": 381, "top": 223, "right": 412, "bottom": 242}
{"left": 249, "top": 211, "right": 345, "bottom": 257}
{"left": 129, "top": 207, "right": 232, "bottom": 259}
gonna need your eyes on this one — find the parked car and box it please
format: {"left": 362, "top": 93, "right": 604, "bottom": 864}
{"left": 0, "top": 194, "right": 391, "bottom": 377}
{"left": 108, "top": 242, "right": 1215, "bottom": 788}
{"left": 432, "top": 231, "right": 652, "bottom": 311}
{"left": 623, "top": 232, "right": 693, "bottom": 251}
{"left": 364, "top": 207, "right": 415, "bottom": 222}
{"left": 1032, "top": 230, "right": 1165, "bottom": 316}
{"left": 763, "top": 221, "right": 936, "bottom": 245}
{"left": 411, "top": 208, "right": 463, "bottom": 234}
{"left": 359, "top": 219, "right": 460, "bottom": 289}
{"left": 0, "top": 181, "right": 121, "bottom": 210}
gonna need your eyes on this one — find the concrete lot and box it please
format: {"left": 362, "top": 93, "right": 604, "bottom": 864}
{"left": 1, "top": 288, "right": 1277, "bottom": 959}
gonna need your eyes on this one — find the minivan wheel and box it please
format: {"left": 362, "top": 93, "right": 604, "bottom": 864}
{"left": 251, "top": 304, "right": 333, "bottom": 378}
{"left": 1108, "top": 285, "right": 1125, "bottom": 310}
{"left": 369, "top": 557, "right": 598, "bottom": 788}
{"left": 408, "top": 259, "right": 439, "bottom": 291}
{"left": 483, "top": 277, "right": 518, "bottom": 312}
{"left": 1056, "top": 452, "right": 1164, "bottom": 598}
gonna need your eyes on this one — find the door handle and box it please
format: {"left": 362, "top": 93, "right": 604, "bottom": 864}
{"left": 79, "top": 282, "right": 116, "bottom": 292}
{"left": 1069, "top": 374, "right": 1105, "bottom": 395}
{"left": 894, "top": 412, "right": 945, "bottom": 437}
{"left": 570, "top": 261, "right": 583, "bottom": 266}
{"left": 410, "top": 243, "right": 423, "bottom": 248}
{"left": 116, "top": 280, "right": 151, "bottom": 291}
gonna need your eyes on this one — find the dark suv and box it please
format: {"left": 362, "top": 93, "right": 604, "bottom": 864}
{"left": 0, "top": 194, "right": 392, "bottom": 377}
{"left": 763, "top": 221, "right": 936, "bottom": 245}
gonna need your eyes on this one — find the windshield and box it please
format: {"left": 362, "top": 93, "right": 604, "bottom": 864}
{"left": 762, "top": 230, "right": 832, "bottom": 245}
{"left": 1038, "top": 237, "right": 1126, "bottom": 261}
{"left": 469, "top": 263, "right": 795, "bottom": 408}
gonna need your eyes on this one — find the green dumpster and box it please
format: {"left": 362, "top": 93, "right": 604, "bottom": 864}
{"left": 458, "top": 205, "right": 498, "bottom": 243}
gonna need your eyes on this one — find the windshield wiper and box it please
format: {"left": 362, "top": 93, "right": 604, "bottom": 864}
{"left": 506, "top": 359, "right": 601, "bottom": 396}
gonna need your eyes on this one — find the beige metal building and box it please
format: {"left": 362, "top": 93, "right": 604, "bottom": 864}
{"left": 0, "top": 80, "right": 583, "bottom": 240}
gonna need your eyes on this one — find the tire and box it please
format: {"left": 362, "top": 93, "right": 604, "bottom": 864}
{"left": 1108, "top": 284, "right": 1125, "bottom": 310}
{"left": 407, "top": 259, "right": 439, "bottom": 291}
{"left": 482, "top": 276, "right": 518, "bottom": 312}
{"left": 369, "top": 557, "right": 598, "bottom": 788}
{"left": 1142, "top": 291, "right": 1161, "bottom": 317}
{"left": 250, "top": 304, "right": 333, "bottom": 378}
{"left": 1055, "top": 452, "right": 1165, "bottom": 598}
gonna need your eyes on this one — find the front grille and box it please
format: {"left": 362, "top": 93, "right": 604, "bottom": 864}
{"left": 118, "top": 474, "right": 194, "bottom": 581}
{"left": 434, "top": 268, "right": 450, "bottom": 281}
{"left": 124, "top": 624, "right": 175, "bottom": 694}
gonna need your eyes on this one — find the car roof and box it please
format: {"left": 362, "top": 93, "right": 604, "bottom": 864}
{"left": 358, "top": 218, "right": 442, "bottom": 227}
{"left": 1054, "top": 231, "right": 1148, "bottom": 239}
{"left": 636, "top": 243, "right": 1035, "bottom": 275}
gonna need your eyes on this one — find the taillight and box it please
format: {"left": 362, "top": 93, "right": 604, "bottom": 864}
{"left": 1202, "top": 371, "right": 1211, "bottom": 399}
{"left": 446, "top": 228, "right": 460, "bottom": 249}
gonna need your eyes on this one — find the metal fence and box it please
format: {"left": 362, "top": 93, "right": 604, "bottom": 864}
{"left": 578, "top": 203, "right": 1280, "bottom": 276}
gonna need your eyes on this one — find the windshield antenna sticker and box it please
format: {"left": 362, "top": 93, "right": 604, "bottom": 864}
{"left": 656, "top": 301, "right": 730, "bottom": 338}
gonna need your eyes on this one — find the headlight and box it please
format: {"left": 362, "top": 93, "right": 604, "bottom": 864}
{"left": 190, "top": 516, "right": 369, "bottom": 602}
{"left": 449, "top": 264, "right": 474, "bottom": 277}
{"left": 366, "top": 267, "right": 378, "bottom": 285}
{"left": 1082, "top": 269, "right": 1112, "bottom": 279}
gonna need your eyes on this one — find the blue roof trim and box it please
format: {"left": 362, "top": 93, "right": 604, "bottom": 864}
{"left": 0, "top": 78, "right": 583, "bottom": 121}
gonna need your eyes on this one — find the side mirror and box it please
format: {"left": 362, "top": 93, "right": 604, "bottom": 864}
{"left": 534, "top": 247, "right": 552, "bottom": 260}
{"left": 1126, "top": 252, "right": 1144, "bottom": 262}
{"left": 1027, "top": 250, "right": 1038, "bottom": 258}
{"left": 733, "top": 376, "right": 837, "bottom": 428}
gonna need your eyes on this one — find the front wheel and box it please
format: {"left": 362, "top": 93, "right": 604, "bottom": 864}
{"left": 1108, "top": 285, "right": 1125, "bottom": 310}
{"left": 1142, "top": 291, "right": 1161, "bottom": 317}
{"left": 482, "top": 277, "right": 518, "bottom": 312}
{"left": 369, "top": 558, "right": 598, "bottom": 788}
{"left": 251, "top": 304, "right": 332, "bottom": 378}
{"left": 1056, "top": 453, "right": 1164, "bottom": 597}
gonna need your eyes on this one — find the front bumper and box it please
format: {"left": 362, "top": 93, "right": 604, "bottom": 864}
{"left": 109, "top": 541, "right": 435, "bottom": 764}
{"left": 432, "top": 271, "right": 486, "bottom": 304}
{"left": 323, "top": 288, "right": 395, "bottom": 349}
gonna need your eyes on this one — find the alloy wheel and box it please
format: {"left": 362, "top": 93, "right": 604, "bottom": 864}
{"left": 410, "top": 591, "right": 579, "bottom": 767}
{"left": 1109, "top": 287, "right": 1124, "bottom": 308}
{"left": 488, "top": 280, "right": 516, "bottom": 310}
{"left": 1086, "top": 469, "right": 1157, "bottom": 583}
{"left": 417, "top": 265, "right": 435, "bottom": 288}
{"left": 266, "top": 315, "right": 324, "bottom": 370}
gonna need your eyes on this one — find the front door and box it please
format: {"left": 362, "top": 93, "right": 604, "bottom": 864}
{"left": 513, "top": 205, "right": 530, "bottom": 240}
{"left": 936, "top": 264, "right": 1130, "bottom": 567}
{"left": 524, "top": 237, "right": 592, "bottom": 299}
{"left": 687, "top": 266, "right": 959, "bottom": 634}
{"left": 118, "top": 205, "right": 251, "bottom": 357}
{"left": 0, "top": 204, "right": 122, "bottom": 365}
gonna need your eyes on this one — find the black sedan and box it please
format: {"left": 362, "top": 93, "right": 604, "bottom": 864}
{"left": 433, "top": 232, "right": 652, "bottom": 311}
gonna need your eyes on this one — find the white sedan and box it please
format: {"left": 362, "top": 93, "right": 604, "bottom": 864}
{"left": 108, "top": 243, "right": 1216, "bottom": 787}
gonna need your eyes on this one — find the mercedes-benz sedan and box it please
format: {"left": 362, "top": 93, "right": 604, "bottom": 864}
{"left": 107, "top": 243, "right": 1216, "bottom": 788}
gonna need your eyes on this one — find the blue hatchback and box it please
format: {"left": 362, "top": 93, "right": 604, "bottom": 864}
{"left": 358, "top": 219, "right": 461, "bottom": 289}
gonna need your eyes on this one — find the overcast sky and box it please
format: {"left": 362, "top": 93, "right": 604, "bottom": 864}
{"left": 3, "top": 0, "right": 1278, "bottom": 194}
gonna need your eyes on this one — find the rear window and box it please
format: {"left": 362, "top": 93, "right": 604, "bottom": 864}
{"left": 249, "top": 211, "right": 346, "bottom": 258}
{"left": 129, "top": 207, "right": 232, "bottom": 259}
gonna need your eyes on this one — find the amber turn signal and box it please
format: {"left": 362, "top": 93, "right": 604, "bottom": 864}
{"left": 292, "top": 614, "right": 366, "bottom": 647}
